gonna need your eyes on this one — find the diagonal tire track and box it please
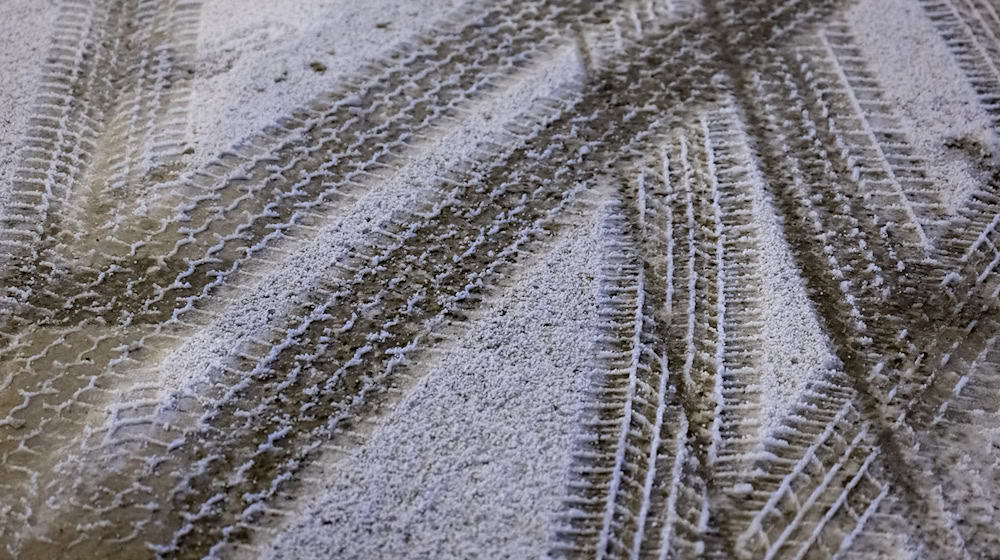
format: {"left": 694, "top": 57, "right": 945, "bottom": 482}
{"left": 14, "top": 3, "right": 849, "bottom": 555}
{"left": 5, "top": 0, "right": 1000, "bottom": 557}
{"left": 0, "top": 3, "right": 683, "bottom": 495}
{"left": 0, "top": 0, "right": 657, "bottom": 510}
{"left": 718, "top": 8, "right": 1000, "bottom": 558}
{"left": 552, "top": 0, "right": 1000, "bottom": 556}
{"left": 1, "top": 1, "right": 658, "bottom": 553}
{"left": 0, "top": 0, "right": 200, "bottom": 280}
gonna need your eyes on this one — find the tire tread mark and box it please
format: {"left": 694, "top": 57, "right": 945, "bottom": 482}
{"left": 727, "top": 37, "right": 1000, "bottom": 560}
{"left": 816, "top": 24, "right": 949, "bottom": 252}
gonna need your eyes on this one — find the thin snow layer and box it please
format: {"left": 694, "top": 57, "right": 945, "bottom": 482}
{"left": 262, "top": 210, "right": 603, "bottom": 560}
{"left": 154, "top": 42, "right": 586, "bottom": 395}
{"left": 846, "top": 0, "right": 999, "bottom": 212}
{"left": 188, "top": 0, "right": 471, "bottom": 169}
{"left": 744, "top": 144, "right": 838, "bottom": 435}
{"left": 0, "top": 1, "right": 57, "bottom": 210}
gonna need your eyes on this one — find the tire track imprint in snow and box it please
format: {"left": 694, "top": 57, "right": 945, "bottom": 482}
{"left": 553, "top": 0, "right": 1000, "bottom": 557}
{"left": 1, "top": 0, "right": 694, "bottom": 556}
{"left": 2, "top": 0, "right": 1000, "bottom": 557}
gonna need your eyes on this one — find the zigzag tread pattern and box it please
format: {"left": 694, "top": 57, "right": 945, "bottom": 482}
{"left": 2, "top": 0, "right": 1000, "bottom": 558}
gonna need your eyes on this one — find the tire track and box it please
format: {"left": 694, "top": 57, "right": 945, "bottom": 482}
{"left": 552, "top": 1, "right": 887, "bottom": 558}
{"left": 912, "top": 0, "right": 1000, "bottom": 284}
{"left": 551, "top": 88, "right": 898, "bottom": 558}
{"left": 0, "top": 0, "right": 200, "bottom": 280}
{"left": 9, "top": 8, "right": 678, "bottom": 545}
{"left": 720, "top": 12, "right": 1000, "bottom": 558}
{"left": 558, "top": 2, "right": 1000, "bottom": 557}
{"left": 0, "top": 0, "right": 642, "bottom": 329}
{"left": 834, "top": 488, "right": 922, "bottom": 560}
{"left": 552, "top": 164, "right": 712, "bottom": 559}
{"left": 9, "top": 0, "right": 997, "bottom": 557}
{"left": 730, "top": 52, "right": 964, "bottom": 559}
{"left": 18, "top": 89, "right": 582, "bottom": 556}
{"left": 553, "top": 199, "right": 696, "bottom": 559}
{"left": 0, "top": 0, "right": 654, "bottom": 553}
{"left": 933, "top": 158, "right": 1000, "bottom": 295}
{"left": 0, "top": 0, "right": 827, "bottom": 358}
{"left": 0, "top": 0, "right": 673, "bottom": 462}
{"left": 99, "top": 89, "right": 601, "bottom": 559}
{"left": 908, "top": 337, "right": 1000, "bottom": 557}
{"left": 920, "top": 0, "right": 1000, "bottom": 128}
{"left": 0, "top": 2, "right": 666, "bottom": 552}
{"left": 717, "top": 42, "right": 911, "bottom": 558}
{"left": 71, "top": 0, "right": 201, "bottom": 245}
{"left": 810, "top": 23, "right": 950, "bottom": 255}
{"left": 920, "top": 0, "right": 1000, "bottom": 129}
{"left": 12, "top": 2, "right": 848, "bottom": 555}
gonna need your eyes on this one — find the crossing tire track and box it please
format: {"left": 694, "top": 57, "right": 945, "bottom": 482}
{"left": 4, "top": 0, "right": 1000, "bottom": 557}
{"left": 8, "top": 3, "right": 846, "bottom": 553}
{"left": 0, "top": 3, "right": 680, "bottom": 496}
{"left": 719, "top": 13, "right": 1000, "bottom": 559}
{"left": 0, "top": 0, "right": 661, "bottom": 545}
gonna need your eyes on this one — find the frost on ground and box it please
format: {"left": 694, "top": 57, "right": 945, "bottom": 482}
{"left": 1, "top": 0, "right": 999, "bottom": 559}
{"left": 265, "top": 207, "right": 602, "bottom": 560}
